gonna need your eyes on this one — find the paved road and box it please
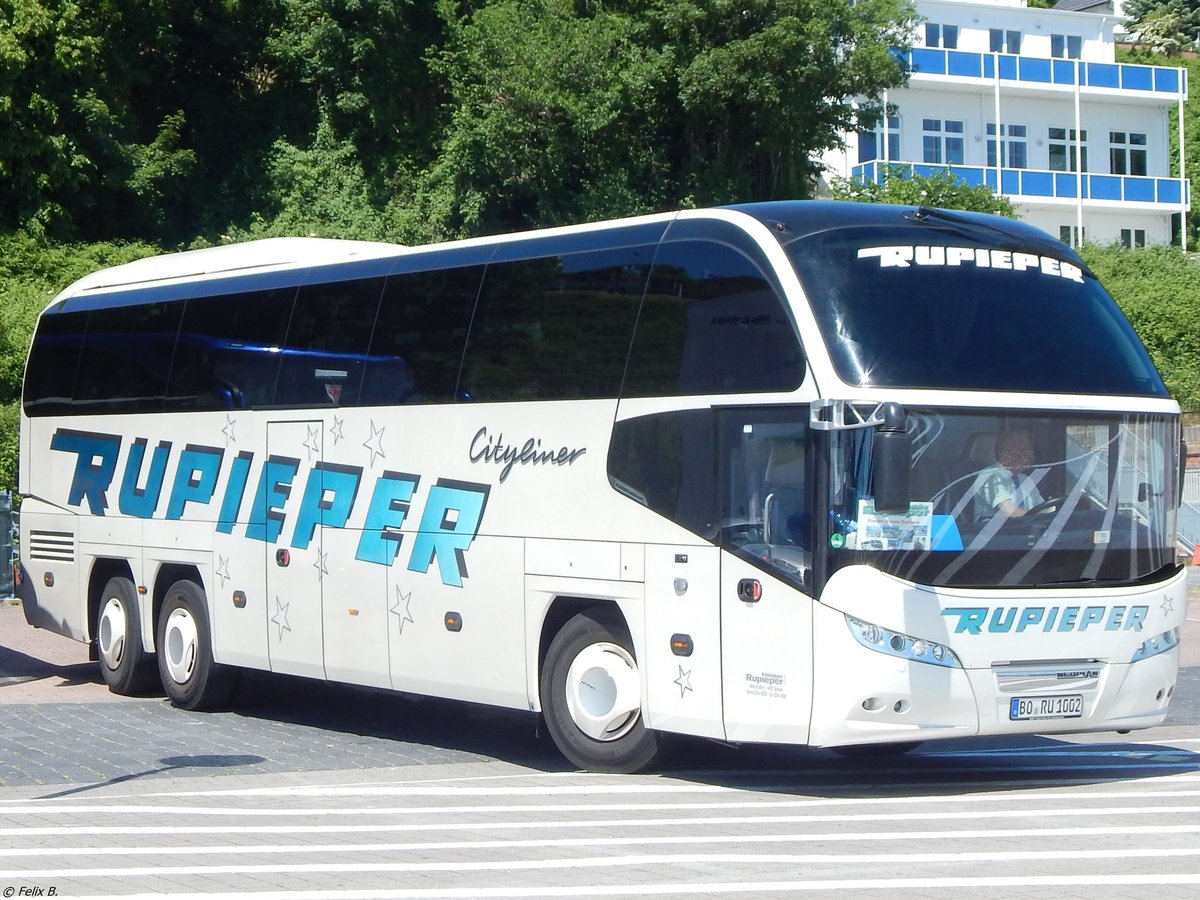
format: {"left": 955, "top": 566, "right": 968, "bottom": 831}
{"left": 1, "top": 739, "right": 1200, "bottom": 898}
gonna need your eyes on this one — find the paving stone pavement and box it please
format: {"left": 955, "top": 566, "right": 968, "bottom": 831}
{"left": 0, "top": 602, "right": 563, "bottom": 788}
{"left": 3, "top": 585, "right": 1199, "bottom": 791}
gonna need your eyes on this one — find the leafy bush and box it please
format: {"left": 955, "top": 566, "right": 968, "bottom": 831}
{"left": 1080, "top": 243, "right": 1200, "bottom": 409}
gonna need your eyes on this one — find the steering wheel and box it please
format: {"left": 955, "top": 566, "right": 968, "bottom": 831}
{"left": 1022, "top": 496, "right": 1064, "bottom": 517}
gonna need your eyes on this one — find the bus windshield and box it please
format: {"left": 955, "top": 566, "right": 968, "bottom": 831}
{"left": 824, "top": 408, "right": 1179, "bottom": 588}
{"left": 786, "top": 225, "right": 1168, "bottom": 397}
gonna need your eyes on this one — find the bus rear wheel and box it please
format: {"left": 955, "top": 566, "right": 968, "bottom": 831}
{"left": 540, "top": 608, "right": 671, "bottom": 773}
{"left": 156, "top": 579, "right": 237, "bottom": 711}
{"left": 96, "top": 576, "right": 158, "bottom": 695}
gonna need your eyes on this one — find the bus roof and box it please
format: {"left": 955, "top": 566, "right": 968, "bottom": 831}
{"left": 56, "top": 237, "right": 404, "bottom": 299}
{"left": 48, "top": 201, "right": 1087, "bottom": 312}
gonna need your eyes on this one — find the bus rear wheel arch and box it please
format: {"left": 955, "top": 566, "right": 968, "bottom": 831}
{"left": 539, "top": 606, "right": 672, "bottom": 773}
{"left": 156, "top": 579, "right": 238, "bottom": 711}
{"left": 96, "top": 575, "right": 158, "bottom": 695}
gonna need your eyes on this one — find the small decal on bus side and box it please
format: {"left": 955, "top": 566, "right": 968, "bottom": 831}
{"left": 857, "top": 246, "right": 1085, "bottom": 284}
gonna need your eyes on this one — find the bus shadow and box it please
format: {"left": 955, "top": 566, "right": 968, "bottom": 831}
{"left": 225, "top": 668, "right": 570, "bottom": 771}
{"left": 221, "top": 667, "right": 1200, "bottom": 790}
{"left": 663, "top": 733, "right": 1200, "bottom": 796}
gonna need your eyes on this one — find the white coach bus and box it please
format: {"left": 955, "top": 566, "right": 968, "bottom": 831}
{"left": 16, "top": 201, "right": 1187, "bottom": 772}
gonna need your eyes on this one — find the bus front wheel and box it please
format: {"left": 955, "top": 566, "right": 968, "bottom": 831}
{"left": 540, "top": 609, "right": 671, "bottom": 773}
{"left": 96, "top": 576, "right": 158, "bottom": 695}
{"left": 156, "top": 580, "right": 237, "bottom": 711}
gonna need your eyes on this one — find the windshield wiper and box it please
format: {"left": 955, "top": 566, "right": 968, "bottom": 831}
{"left": 909, "top": 206, "right": 1096, "bottom": 280}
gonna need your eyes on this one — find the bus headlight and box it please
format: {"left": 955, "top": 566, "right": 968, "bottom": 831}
{"left": 846, "top": 615, "right": 961, "bottom": 668}
{"left": 1130, "top": 627, "right": 1180, "bottom": 663}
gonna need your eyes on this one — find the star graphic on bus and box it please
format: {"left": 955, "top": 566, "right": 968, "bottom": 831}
{"left": 222, "top": 414, "right": 238, "bottom": 446}
{"left": 363, "top": 419, "right": 386, "bottom": 467}
{"left": 391, "top": 587, "right": 414, "bottom": 634}
{"left": 330, "top": 416, "right": 345, "bottom": 445}
{"left": 303, "top": 425, "right": 321, "bottom": 461}
{"left": 674, "top": 665, "right": 693, "bottom": 699}
{"left": 313, "top": 549, "right": 329, "bottom": 581}
{"left": 271, "top": 597, "right": 291, "bottom": 641}
{"left": 215, "top": 555, "right": 231, "bottom": 589}
{"left": 1162, "top": 596, "right": 1175, "bottom": 616}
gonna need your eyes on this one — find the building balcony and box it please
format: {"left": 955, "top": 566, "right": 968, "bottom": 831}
{"left": 851, "top": 162, "right": 1190, "bottom": 210}
{"left": 900, "top": 49, "right": 1187, "bottom": 101}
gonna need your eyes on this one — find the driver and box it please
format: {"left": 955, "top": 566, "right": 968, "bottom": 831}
{"left": 977, "top": 430, "right": 1044, "bottom": 519}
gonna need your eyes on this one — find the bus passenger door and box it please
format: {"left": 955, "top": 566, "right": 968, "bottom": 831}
{"left": 717, "top": 408, "right": 814, "bottom": 745}
{"left": 265, "top": 421, "right": 326, "bottom": 679}
{"left": 643, "top": 544, "right": 724, "bottom": 739}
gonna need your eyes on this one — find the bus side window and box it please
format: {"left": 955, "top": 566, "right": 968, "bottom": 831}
{"left": 368, "top": 266, "right": 484, "bottom": 405}
{"left": 608, "top": 409, "right": 717, "bottom": 537}
{"left": 460, "top": 246, "right": 651, "bottom": 402}
{"left": 623, "top": 237, "right": 805, "bottom": 398}
{"left": 23, "top": 309, "right": 87, "bottom": 416}
{"left": 276, "top": 277, "right": 385, "bottom": 407}
{"left": 168, "top": 287, "right": 297, "bottom": 410}
{"left": 71, "top": 300, "right": 183, "bottom": 414}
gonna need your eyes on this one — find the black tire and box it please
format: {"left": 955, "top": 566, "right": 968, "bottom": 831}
{"left": 156, "top": 579, "right": 238, "bottom": 711}
{"left": 540, "top": 608, "right": 671, "bottom": 773}
{"left": 96, "top": 575, "right": 159, "bottom": 695}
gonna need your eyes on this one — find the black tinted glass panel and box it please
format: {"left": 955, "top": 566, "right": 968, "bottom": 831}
{"left": 608, "top": 409, "right": 717, "bottom": 538}
{"left": 624, "top": 240, "right": 805, "bottom": 397}
{"left": 788, "top": 226, "right": 1167, "bottom": 396}
{"left": 367, "top": 266, "right": 484, "bottom": 404}
{"left": 275, "top": 277, "right": 386, "bottom": 407}
{"left": 460, "top": 247, "right": 651, "bottom": 402}
{"left": 72, "top": 301, "right": 183, "bottom": 414}
{"left": 23, "top": 310, "right": 88, "bottom": 415}
{"left": 167, "top": 287, "right": 297, "bottom": 410}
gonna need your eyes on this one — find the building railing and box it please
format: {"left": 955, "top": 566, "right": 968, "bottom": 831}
{"left": 902, "top": 49, "right": 1187, "bottom": 98}
{"left": 851, "top": 162, "right": 1190, "bottom": 208}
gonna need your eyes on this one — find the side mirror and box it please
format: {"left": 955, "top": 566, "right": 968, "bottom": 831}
{"left": 872, "top": 403, "right": 911, "bottom": 514}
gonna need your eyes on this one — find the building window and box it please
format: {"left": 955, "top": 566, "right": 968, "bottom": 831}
{"left": 1059, "top": 225, "right": 1086, "bottom": 245}
{"left": 987, "top": 123, "right": 1028, "bottom": 169}
{"left": 858, "top": 114, "right": 900, "bottom": 164}
{"left": 1048, "top": 128, "right": 1088, "bottom": 172}
{"left": 990, "top": 29, "right": 1022, "bottom": 54}
{"left": 1051, "top": 34, "right": 1082, "bottom": 59}
{"left": 922, "top": 119, "right": 965, "bottom": 165}
{"left": 1110, "top": 132, "right": 1147, "bottom": 176}
{"left": 925, "top": 23, "right": 959, "bottom": 49}
{"left": 1120, "top": 229, "right": 1147, "bottom": 248}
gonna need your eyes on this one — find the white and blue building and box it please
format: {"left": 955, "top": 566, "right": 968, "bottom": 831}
{"left": 823, "top": 0, "right": 1189, "bottom": 247}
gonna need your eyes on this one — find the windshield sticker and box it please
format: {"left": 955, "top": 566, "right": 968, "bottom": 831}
{"left": 854, "top": 500, "right": 933, "bottom": 551}
{"left": 857, "top": 246, "right": 1084, "bottom": 284}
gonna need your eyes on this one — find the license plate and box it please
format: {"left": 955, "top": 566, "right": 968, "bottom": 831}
{"left": 1009, "top": 694, "right": 1084, "bottom": 721}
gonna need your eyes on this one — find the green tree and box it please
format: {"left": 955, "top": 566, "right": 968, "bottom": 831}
{"left": 1124, "top": 0, "right": 1200, "bottom": 53}
{"left": 421, "top": 0, "right": 915, "bottom": 237}
{"left": 827, "top": 166, "right": 1017, "bottom": 216}
{"left": 419, "top": 0, "right": 663, "bottom": 237}
{"left": 0, "top": 0, "right": 283, "bottom": 243}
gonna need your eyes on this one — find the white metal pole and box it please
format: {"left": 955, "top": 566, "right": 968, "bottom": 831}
{"left": 1075, "top": 59, "right": 1084, "bottom": 249}
{"left": 882, "top": 88, "right": 890, "bottom": 189}
{"left": 1181, "top": 83, "right": 1188, "bottom": 251}
{"left": 994, "top": 54, "right": 1002, "bottom": 199}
